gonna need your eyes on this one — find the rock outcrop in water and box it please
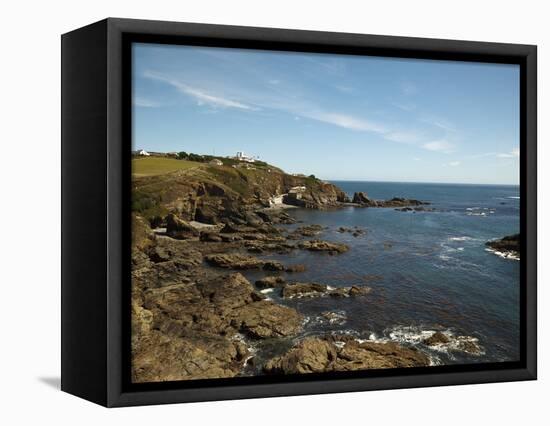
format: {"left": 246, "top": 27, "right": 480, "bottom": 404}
{"left": 297, "top": 239, "right": 349, "bottom": 254}
{"left": 351, "top": 192, "right": 429, "bottom": 208}
{"left": 485, "top": 234, "right": 520, "bottom": 259}
{"left": 281, "top": 282, "right": 371, "bottom": 299}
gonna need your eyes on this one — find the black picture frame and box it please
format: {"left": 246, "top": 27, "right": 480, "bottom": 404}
{"left": 61, "top": 17, "right": 537, "bottom": 407}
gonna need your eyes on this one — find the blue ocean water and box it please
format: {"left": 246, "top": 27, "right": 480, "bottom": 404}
{"left": 244, "top": 181, "right": 520, "bottom": 367}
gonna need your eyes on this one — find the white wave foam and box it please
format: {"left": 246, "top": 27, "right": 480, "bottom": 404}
{"left": 260, "top": 288, "right": 274, "bottom": 294}
{"left": 485, "top": 248, "right": 520, "bottom": 261}
{"left": 365, "top": 325, "right": 484, "bottom": 356}
{"left": 231, "top": 333, "right": 258, "bottom": 365}
{"left": 449, "top": 236, "right": 472, "bottom": 241}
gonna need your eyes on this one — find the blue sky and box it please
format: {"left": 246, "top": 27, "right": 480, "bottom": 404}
{"left": 132, "top": 43, "right": 520, "bottom": 185}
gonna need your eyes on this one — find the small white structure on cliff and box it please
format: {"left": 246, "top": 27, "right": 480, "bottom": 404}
{"left": 234, "top": 151, "right": 256, "bottom": 163}
{"left": 137, "top": 149, "right": 150, "bottom": 156}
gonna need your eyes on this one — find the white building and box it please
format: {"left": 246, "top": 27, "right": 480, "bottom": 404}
{"left": 138, "top": 149, "right": 150, "bottom": 156}
{"left": 234, "top": 151, "right": 256, "bottom": 163}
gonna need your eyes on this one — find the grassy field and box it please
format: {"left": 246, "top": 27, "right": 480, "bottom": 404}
{"left": 132, "top": 157, "right": 202, "bottom": 176}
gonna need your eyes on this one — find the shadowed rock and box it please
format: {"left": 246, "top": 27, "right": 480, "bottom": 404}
{"left": 165, "top": 214, "right": 200, "bottom": 240}
{"left": 485, "top": 234, "right": 520, "bottom": 259}
{"left": 205, "top": 253, "right": 285, "bottom": 271}
{"left": 255, "top": 276, "right": 287, "bottom": 289}
{"left": 423, "top": 331, "right": 450, "bottom": 346}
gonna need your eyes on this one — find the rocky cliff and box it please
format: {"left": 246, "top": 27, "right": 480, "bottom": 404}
{"left": 132, "top": 161, "right": 349, "bottom": 227}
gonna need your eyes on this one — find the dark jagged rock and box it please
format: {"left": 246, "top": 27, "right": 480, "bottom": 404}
{"left": 149, "top": 215, "right": 165, "bottom": 229}
{"left": 352, "top": 192, "right": 429, "bottom": 208}
{"left": 423, "top": 331, "right": 450, "bottom": 346}
{"left": 165, "top": 214, "right": 200, "bottom": 240}
{"left": 485, "top": 234, "right": 520, "bottom": 259}
{"left": 282, "top": 282, "right": 328, "bottom": 298}
{"left": 338, "top": 226, "right": 367, "bottom": 237}
{"left": 194, "top": 204, "right": 220, "bottom": 224}
{"left": 245, "top": 241, "right": 295, "bottom": 254}
{"left": 232, "top": 301, "right": 303, "bottom": 339}
{"left": 352, "top": 192, "right": 374, "bottom": 205}
{"left": 204, "top": 253, "right": 285, "bottom": 271}
{"left": 292, "top": 224, "right": 324, "bottom": 237}
{"left": 199, "top": 231, "right": 223, "bottom": 242}
{"left": 256, "top": 209, "right": 296, "bottom": 224}
{"left": 281, "top": 282, "right": 371, "bottom": 299}
{"left": 255, "top": 276, "right": 287, "bottom": 289}
{"left": 395, "top": 206, "right": 436, "bottom": 212}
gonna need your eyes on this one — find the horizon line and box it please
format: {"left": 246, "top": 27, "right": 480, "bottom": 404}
{"left": 131, "top": 150, "right": 519, "bottom": 187}
{"left": 326, "top": 178, "right": 520, "bottom": 187}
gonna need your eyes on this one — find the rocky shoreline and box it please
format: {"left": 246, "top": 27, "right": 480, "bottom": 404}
{"left": 131, "top": 159, "right": 487, "bottom": 382}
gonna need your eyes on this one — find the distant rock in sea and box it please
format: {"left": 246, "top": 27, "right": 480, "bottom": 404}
{"left": 485, "top": 234, "right": 520, "bottom": 260}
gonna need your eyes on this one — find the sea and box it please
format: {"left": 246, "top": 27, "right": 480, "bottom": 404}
{"left": 241, "top": 181, "right": 521, "bottom": 371}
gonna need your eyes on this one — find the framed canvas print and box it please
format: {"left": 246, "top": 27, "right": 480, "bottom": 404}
{"left": 61, "top": 18, "right": 537, "bottom": 407}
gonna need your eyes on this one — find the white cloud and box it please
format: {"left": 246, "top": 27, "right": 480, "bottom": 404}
{"left": 422, "top": 140, "right": 455, "bottom": 153}
{"left": 134, "top": 97, "right": 161, "bottom": 108}
{"left": 384, "top": 131, "right": 421, "bottom": 144}
{"left": 303, "top": 111, "right": 386, "bottom": 133}
{"left": 143, "top": 71, "right": 256, "bottom": 110}
{"left": 268, "top": 79, "right": 280, "bottom": 85}
{"left": 448, "top": 161, "right": 461, "bottom": 167}
{"left": 497, "top": 148, "right": 520, "bottom": 158}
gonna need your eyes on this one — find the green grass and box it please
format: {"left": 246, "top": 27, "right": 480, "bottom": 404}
{"left": 132, "top": 157, "right": 202, "bottom": 176}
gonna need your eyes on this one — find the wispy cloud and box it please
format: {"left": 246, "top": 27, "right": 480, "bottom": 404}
{"left": 304, "top": 111, "right": 386, "bottom": 133}
{"left": 144, "top": 71, "right": 257, "bottom": 110}
{"left": 422, "top": 140, "right": 455, "bottom": 153}
{"left": 134, "top": 97, "right": 161, "bottom": 108}
{"left": 448, "top": 161, "right": 461, "bottom": 167}
{"left": 392, "top": 101, "right": 416, "bottom": 112}
{"left": 497, "top": 148, "right": 520, "bottom": 158}
{"left": 142, "top": 70, "right": 458, "bottom": 154}
{"left": 384, "top": 131, "right": 422, "bottom": 144}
